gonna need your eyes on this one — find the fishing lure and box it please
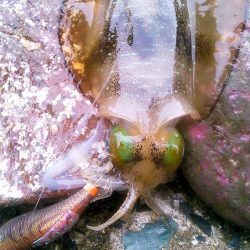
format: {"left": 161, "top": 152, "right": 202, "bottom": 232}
{"left": 0, "top": 0, "right": 245, "bottom": 249}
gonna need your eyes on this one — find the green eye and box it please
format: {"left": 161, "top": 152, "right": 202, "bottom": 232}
{"left": 110, "top": 125, "right": 134, "bottom": 165}
{"left": 154, "top": 128, "right": 184, "bottom": 171}
{"left": 163, "top": 130, "right": 184, "bottom": 170}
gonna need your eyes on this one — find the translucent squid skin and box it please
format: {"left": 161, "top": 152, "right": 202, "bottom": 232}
{"left": 0, "top": 184, "right": 98, "bottom": 250}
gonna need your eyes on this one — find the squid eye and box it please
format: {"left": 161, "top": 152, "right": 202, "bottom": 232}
{"left": 154, "top": 128, "right": 184, "bottom": 171}
{"left": 109, "top": 125, "right": 134, "bottom": 165}
{"left": 163, "top": 130, "right": 184, "bottom": 168}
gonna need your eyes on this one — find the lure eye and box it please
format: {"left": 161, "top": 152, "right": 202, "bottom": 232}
{"left": 154, "top": 128, "right": 184, "bottom": 171}
{"left": 109, "top": 125, "right": 134, "bottom": 166}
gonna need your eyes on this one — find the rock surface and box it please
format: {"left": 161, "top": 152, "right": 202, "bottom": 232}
{"left": 0, "top": 0, "right": 94, "bottom": 205}
{"left": 181, "top": 8, "right": 250, "bottom": 229}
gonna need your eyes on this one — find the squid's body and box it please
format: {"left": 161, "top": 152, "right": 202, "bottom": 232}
{"left": 0, "top": 0, "right": 245, "bottom": 249}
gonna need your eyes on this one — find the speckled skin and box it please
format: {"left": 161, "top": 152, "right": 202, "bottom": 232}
{"left": 181, "top": 25, "right": 250, "bottom": 228}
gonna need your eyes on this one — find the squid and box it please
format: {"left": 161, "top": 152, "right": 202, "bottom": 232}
{"left": 0, "top": 0, "right": 245, "bottom": 249}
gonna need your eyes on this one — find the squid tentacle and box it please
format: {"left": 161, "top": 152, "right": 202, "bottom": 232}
{"left": 87, "top": 185, "right": 140, "bottom": 231}
{"left": 143, "top": 190, "right": 166, "bottom": 216}
{"left": 0, "top": 183, "right": 99, "bottom": 250}
{"left": 42, "top": 120, "right": 105, "bottom": 191}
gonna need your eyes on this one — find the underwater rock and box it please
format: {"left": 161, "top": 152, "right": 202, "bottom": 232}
{"left": 123, "top": 219, "right": 177, "bottom": 250}
{"left": 182, "top": 24, "right": 250, "bottom": 228}
{"left": 0, "top": 0, "right": 93, "bottom": 205}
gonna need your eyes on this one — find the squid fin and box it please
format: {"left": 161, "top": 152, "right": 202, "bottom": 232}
{"left": 187, "top": 0, "right": 197, "bottom": 90}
